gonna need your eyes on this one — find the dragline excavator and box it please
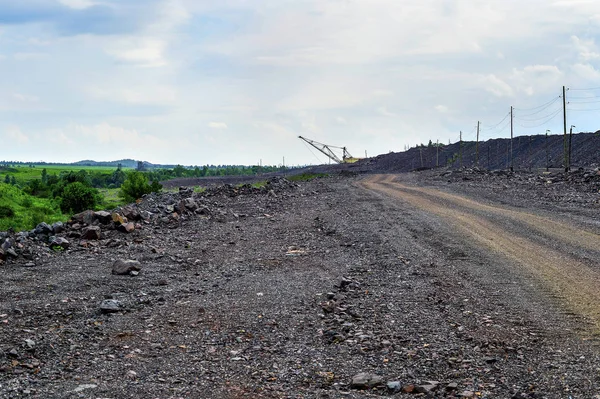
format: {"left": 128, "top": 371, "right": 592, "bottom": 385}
{"left": 298, "top": 136, "right": 361, "bottom": 164}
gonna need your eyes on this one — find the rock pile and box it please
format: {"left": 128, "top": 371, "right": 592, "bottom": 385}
{"left": 0, "top": 177, "right": 297, "bottom": 266}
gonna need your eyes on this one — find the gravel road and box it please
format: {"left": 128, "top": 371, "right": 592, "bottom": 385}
{"left": 1, "top": 172, "right": 600, "bottom": 398}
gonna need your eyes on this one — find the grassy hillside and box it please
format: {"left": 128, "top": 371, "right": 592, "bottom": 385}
{"left": 0, "top": 183, "right": 64, "bottom": 231}
{"left": 0, "top": 165, "right": 124, "bottom": 184}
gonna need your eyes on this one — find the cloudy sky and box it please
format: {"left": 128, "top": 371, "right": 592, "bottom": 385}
{"left": 1, "top": 0, "right": 600, "bottom": 166}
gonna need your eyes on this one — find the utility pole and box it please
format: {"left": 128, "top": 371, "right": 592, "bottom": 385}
{"left": 528, "top": 136, "right": 532, "bottom": 171}
{"left": 459, "top": 131, "right": 463, "bottom": 168}
{"left": 545, "top": 130, "right": 550, "bottom": 172}
{"left": 569, "top": 125, "right": 575, "bottom": 171}
{"left": 563, "top": 85, "right": 568, "bottom": 172}
{"left": 476, "top": 121, "right": 480, "bottom": 167}
{"left": 510, "top": 106, "right": 514, "bottom": 171}
{"left": 436, "top": 139, "right": 439, "bottom": 167}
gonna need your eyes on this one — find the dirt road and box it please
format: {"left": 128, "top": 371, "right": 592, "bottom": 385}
{"left": 361, "top": 174, "right": 600, "bottom": 335}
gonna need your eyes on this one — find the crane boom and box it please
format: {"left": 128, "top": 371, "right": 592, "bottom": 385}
{"left": 298, "top": 136, "right": 354, "bottom": 164}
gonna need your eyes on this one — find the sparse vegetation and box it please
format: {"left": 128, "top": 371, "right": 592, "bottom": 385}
{"left": 119, "top": 171, "right": 162, "bottom": 203}
{"left": 288, "top": 173, "right": 329, "bottom": 182}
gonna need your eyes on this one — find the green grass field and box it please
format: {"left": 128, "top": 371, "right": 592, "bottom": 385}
{"left": 0, "top": 164, "right": 127, "bottom": 183}
{"left": 98, "top": 188, "right": 127, "bottom": 209}
{"left": 0, "top": 182, "right": 64, "bottom": 231}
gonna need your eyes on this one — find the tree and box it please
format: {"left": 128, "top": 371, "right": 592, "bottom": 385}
{"left": 41, "top": 168, "right": 48, "bottom": 184}
{"left": 4, "top": 175, "right": 10, "bottom": 184}
{"left": 60, "top": 182, "right": 100, "bottom": 213}
{"left": 119, "top": 171, "right": 155, "bottom": 202}
{"left": 10, "top": 176, "right": 16, "bottom": 185}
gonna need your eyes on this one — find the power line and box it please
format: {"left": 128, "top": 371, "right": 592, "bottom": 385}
{"left": 514, "top": 105, "right": 563, "bottom": 121}
{"left": 481, "top": 111, "right": 510, "bottom": 131}
{"left": 569, "top": 86, "right": 600, "bottom": 91}
{"left": 517, "top": 108, "right": 562, "bottom": 128}
{"left": 513, "top": 96, "right": 561, "bottom": 113}
{"left": 513, "top": 97, "right": 561, "bottom": 117}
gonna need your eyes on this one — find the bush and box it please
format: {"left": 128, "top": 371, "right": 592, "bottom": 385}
{"left": 0, "top": 205, "right": 15, "bottom": 218}
{"left": 119, "top": 171, "right": 156, "bottom": 203}
{"left": 60, "top": 182, "right": 100, "bottom": 213}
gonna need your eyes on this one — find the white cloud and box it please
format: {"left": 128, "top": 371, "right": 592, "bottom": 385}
{"left": 435, "top": 105, "right": 449, "bottom": 113}
{"left": 208, "top": 122, "right": 228, "bottom": 129}
{"left": 376, "top": 106, "right": 396, "bottom": 117}
{"left": 4, "top": 126, "right": 30, "bottom": 144}
{"left": 571, "top": 63, "right": 600, "bottom": 81}
{"left": 105, "top": 38, "right": 167, "bottom": 68}
{"left": 335, "top": 116, "right": 347, "bottom": 124}
{"left": 479, "top": 74, "right": 514, "bottom": 98}
{"left": 57, "top": 0, "right": 96, "bottom": 9}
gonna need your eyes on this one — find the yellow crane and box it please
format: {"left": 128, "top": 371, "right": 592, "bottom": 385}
{"left": 298, "top": 136, "right": 361, "bottom": 164}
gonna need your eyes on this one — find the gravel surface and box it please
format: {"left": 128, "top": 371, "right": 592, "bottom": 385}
{"left": 1, "top": 170, "right": 600, "bottom": 398}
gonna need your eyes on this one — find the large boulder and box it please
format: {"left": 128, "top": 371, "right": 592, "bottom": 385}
{"left": 72, "top": 210, "right": 96, "bottom": 226}
{"left": 121, "top": 206, "right": 142, "bottom": 221}
{"left": 49, "top": 236, "right": 70, "bottom": 249}
{"left": 183, "top": 198, "right": 199, "bottom": 212}
{"left": 94, "top": 211, "right": 112, "bottom": 225}
{"left": 34, "top": 222, "right": 53, "bottom": 236}
{"left": 117, "top": 222, "right": 135, "bottom": 234}
{"left": 81, "top": 226, "right": 101, "bottom": 240}
{"left": 51, "top": 222, "right": 65, "bottom": 234}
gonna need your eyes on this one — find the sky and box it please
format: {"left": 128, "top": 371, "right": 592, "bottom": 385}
{"left": 1, "top": 0, "right": 600, "bottom": 166}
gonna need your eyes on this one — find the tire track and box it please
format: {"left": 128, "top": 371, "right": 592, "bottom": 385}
{"left": 360, "top": 174, "right": 600, "bottom": 333}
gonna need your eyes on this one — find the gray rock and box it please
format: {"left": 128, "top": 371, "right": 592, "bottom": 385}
{"left": 100, "top": 299, "right": 122, "bottom": 313}
{"left": 6, "top": 248, "right": 18, "bottom": 258}
{"left": 72, "top": 210, "right": 96, "bottom": 225}
{"left": 112, "top": 259, "right": 142, "bottom": 275}
{"left": 34, "top": 222, "right": 53, "bottom": 235}
{"left": 73, "top": 384, "right": 98, "bottom": 393}
{"left": 49, "top": 236, "right": 70, "bottom": 249}
{"left": 351, "top": 372, "right": 385, "bottom": 390}
{"left": 81, "top": 226, "right": 101, "bottom": 240}
{"left": 183, "top": 198, "right": 199, "bottom": 212}
{"left": 387, "top": 381, "right": 402, "bottom": 393}
{"left": 94, "top": 211, "right": 112, "bottom": 224}
{"left": 51, "top": 222, "right": 65, "bottom": 234}
{"left": 415, "top": 382, "right": 440, "bottom": 394}
{"left": 23, "top": 339, "right": 35, "bottom": 351}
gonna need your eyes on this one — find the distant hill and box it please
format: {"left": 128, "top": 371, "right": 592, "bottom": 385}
{"left": 71, "top": 159, "right": 176, "bottom": 169}
{"left": 357, "top": 131, "right": 600, "bottom": 173}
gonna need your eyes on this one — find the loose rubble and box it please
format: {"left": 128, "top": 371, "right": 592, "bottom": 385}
{"left": 0, "top": 173, "right": 599, "bottom": 398}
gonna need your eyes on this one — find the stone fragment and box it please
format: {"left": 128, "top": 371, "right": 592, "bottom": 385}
{"left": 112, "top": 213, "right": 127, "bottom": 225}
{"left": 51, "top": 222, "right": 65, "bottom": 234}
{"left": 94, "top": 211, "right": 112, "bottom": 224}
{"left": 49, "top": 236, "right": 70, "bottom": 249}
{"left": 112, "top": 259, "right": 142, "bottom": 275}
{"left": 81, "top": 226, "right": 101, "bottom": 240}
{"left": 387, "top": 381, "right": 402, "bottom": 393}
{"left": 350, "top": 372, "right": 384, "bottom": 390}
{"left": 100, "top": 299, "right": 121, "bottom": 313}
{"left": 117, "top": 222, "right": 135, "bottom": 234}
{"left": 34, "top": 222, "right": 53, "bottom": 235}
{"left": 183, "top": 198, "right": 198, "bottom": 212}
{"left": 72, "top": 210, "right": 96, "bottom": 225}
{"left": 121, "top": 206, "right": 141, "bottom": 221}
{"left": 415, "top": 382, "right": 440, "bottom": 394}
